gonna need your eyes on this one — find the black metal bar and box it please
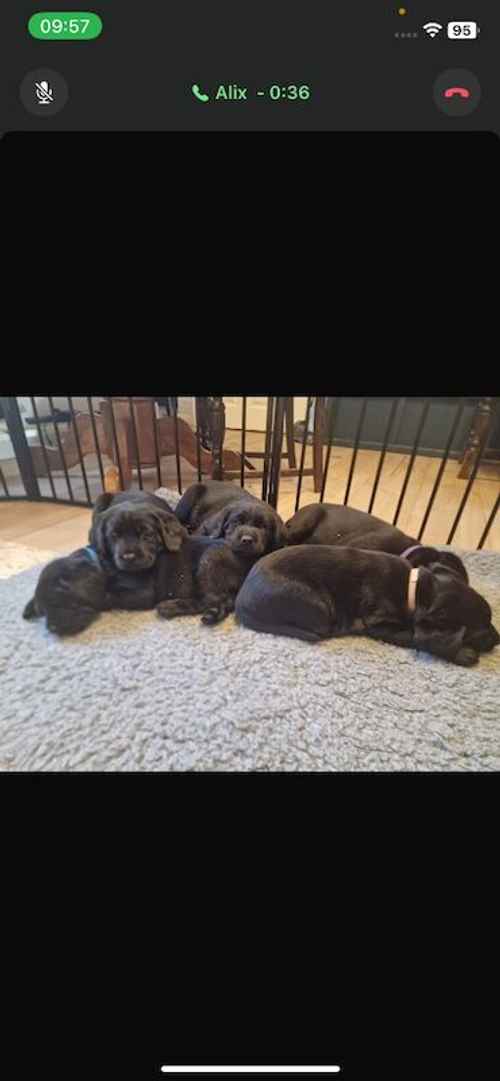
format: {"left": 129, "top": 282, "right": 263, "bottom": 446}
{"left": 208, "top": 397, "right": 225, "bottom": 481}
{"left": 86, "top": 396, "right": 106, "bottom": 489}
{"left": 29, "top": 397, "right": 58, "bottom": 500}
{"left": 261, "top": 397, "right": 275, "bottom": 502}
{"left": 447, "top": 402, "right": 498, "bottom": 545}
{"left": 367, "top": 397, "right": 400, "bottom": 514}
{"left": 67, "top": 397, "right": 92, "bottom": 505}
{"left": 195, "top": 399, "right": 202, "bottom": 483}
{"left": 106, "top": 397, "right": 125, "bottom": 491}
{"left": 0, "top": 464, "right": 9, "bottom": 496}
{"left": 392, "top": 397, "right": 432, "bottom": 526}
{"left": 477, "top": 493, "right": 500, "bottom": 550}
{"left": 1, "top": 399, "right": 38, "bottom": 499}
{"left": 47, "top": 394, "right": 74, "bottom": 501}
{"left": 294, "top": 396, "right": 313, "bottom": 512}
{"left": 267, "top": 398, "right": 286, "bottom": 510}
{"left": 127, "top": 397, "right": 143, "bottom": 490}
{"left": 151, "top": 400, "right": 162, "bottom": 489}
{"left": 417, "top": 398, "right": 466, "bottom": 541}
{"left": 320, "top": 398, "right": 337, "bottom": 503}
{"left": 344, "top": 397, "right": 368, "bottom": 506}
{"left": 240, "top": 396, "right": 247, "bottom": 489}
{"left": 173, "top": 399, "right": 182, "bottom": 494}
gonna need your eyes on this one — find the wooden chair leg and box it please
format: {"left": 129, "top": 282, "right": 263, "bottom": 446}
{"left": 458, "top": 398, "right": 495, "bottom": 480}
{"left": 285, "top": 398, "right": 297, "bottom": 469}
{"left": 312, "top": 397, "right": 326, "bottom": 492}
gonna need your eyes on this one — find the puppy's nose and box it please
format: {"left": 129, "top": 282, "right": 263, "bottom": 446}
{"left": 240, "top": 535, "right": 254, "bottom": 544}
{"left": 121, "top": 552, "right": 136, "bottom": 561}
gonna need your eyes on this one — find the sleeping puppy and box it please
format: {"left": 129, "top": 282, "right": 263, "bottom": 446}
{"left": 235, "top": 545, "right": 500, "bottom": 666}
{"left": 23, "top": 547, "right": 112, "bottom": 636}
{"left": 89, "top": 491, "right": 185, "bottom": 572}
{"left": 286, "top": 502, "right": 468, "bottom": 583}
{"left": 175, "top": 480, "right": 288, "bottom": 558}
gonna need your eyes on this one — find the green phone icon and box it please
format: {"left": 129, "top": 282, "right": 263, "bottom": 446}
{"left": 192, "top": 83, "right": 210, "bottom": 102}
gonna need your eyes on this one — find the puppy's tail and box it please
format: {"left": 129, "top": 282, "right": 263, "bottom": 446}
{"left": 23, "top": 597, "right": 38, "bottom": 620}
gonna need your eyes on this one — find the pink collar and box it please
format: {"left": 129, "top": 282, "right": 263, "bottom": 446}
{"left": 407, "top": 567, "right": 420, "bottom": 613}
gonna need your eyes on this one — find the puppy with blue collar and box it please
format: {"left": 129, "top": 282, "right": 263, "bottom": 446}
{"left": 23, "top": 545, "right": 112, "bottom": 636}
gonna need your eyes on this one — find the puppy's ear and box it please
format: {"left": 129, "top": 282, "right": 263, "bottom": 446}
{"left": 93, "top": 492, "right": 115, "bottom": 515}
{"left": 431, "top": 554, "right": 469, "bottom": 584}
{"left": 198, "top": 507, "right": 232, "bottom": 539}
{"left": 272, "top": 518, "right": 289, "bottom": 550}
{"left": 414, "top": 622, "right": 472, "bottom": 665}
{"left": 88, "top": 493, "right": 115, "bottom": 550}
{"left": 89, "top": 514, "right": 110, "bottom": 562}
{"left": 153, "top": 510, "right": 186, "bottom": 552}
{"left": 23, "top": 597, "right": 39, "bottom": 620}
{"left": 438, "top": 553, "right": 470, "bottom": 588}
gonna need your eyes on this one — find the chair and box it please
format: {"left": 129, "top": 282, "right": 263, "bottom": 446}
{"left": 219, "top": 397, "right": 327, "bottom": 492}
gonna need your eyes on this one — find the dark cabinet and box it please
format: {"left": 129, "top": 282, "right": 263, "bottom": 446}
{"left": 327, "top": 397, "right": 499, "bottom": 459}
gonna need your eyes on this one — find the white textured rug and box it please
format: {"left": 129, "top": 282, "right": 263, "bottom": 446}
{"left": 1, "top": 509, "right": 499, "bottom": 770}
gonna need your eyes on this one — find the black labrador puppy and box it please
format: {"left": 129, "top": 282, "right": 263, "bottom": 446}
{"left": 175, "top": 480, "right": 288, "bottom": 558}
{"left": 235, "top": 545, "right": 500, "bottom": 666}
{"left": 286, "top": 502, "right": 468, "bottom": 583}
{"left": 89, "top": 490, "right": 185, "bottom": 571}
{"left": 23, "top": 546, "right": 113, "bottom": 636}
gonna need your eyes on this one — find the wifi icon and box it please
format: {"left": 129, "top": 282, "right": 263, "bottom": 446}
{"left": 423, "top": 21, "right": 443, "bottom": 37}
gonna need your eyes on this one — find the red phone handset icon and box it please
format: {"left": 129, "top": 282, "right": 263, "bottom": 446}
{"left": 444, "top": 86, "right": 471, "bottom": 99}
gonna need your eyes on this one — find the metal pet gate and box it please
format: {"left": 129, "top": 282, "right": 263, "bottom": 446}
{"left": 0, "top": 396, "right": 498, "bottom": 549}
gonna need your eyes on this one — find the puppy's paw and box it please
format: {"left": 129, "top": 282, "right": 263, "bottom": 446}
{"left": 455, "top": 646, "right": 479, "bottom": 667}
{"left": 201, "top": 605, "right": 224, "bottom": 626}
{"left": 156, "top": 601, "right": 181, "bottom": 620}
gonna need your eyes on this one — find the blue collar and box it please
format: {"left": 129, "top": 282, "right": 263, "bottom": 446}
{"left": 84, "top": 545, "right": 101, "bottom": 567}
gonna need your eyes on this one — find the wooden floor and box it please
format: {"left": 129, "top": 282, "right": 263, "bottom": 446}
{"left": 1, "top": 430, "right": 499, "bottom": 554}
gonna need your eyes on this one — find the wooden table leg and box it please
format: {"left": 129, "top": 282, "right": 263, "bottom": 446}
{"left": 458, "top": 397, "right": 496, "bottom": 480}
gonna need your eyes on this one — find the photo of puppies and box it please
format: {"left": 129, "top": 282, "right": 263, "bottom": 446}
{"left": 235, "top": 545, "right": 500, "bottom": 667}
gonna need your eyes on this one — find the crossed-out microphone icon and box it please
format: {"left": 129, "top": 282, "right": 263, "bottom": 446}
{"left": 35, "top": 80, "right": 54, "bottom": 105}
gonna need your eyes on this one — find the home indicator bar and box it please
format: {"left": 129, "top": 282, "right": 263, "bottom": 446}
{"left": 160, "top": 1069, "right": 341, "bottom": 1075}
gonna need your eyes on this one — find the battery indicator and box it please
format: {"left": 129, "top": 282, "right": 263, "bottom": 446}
{"left": 447, "top": 21, "right": 479, "bottom": 39}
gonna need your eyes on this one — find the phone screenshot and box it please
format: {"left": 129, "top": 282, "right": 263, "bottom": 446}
{"left": 0, "top": 3, "right": 498, "bottom": 132}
